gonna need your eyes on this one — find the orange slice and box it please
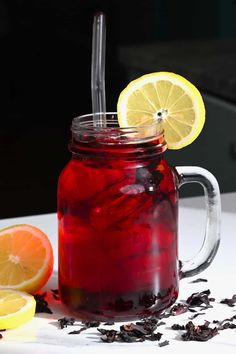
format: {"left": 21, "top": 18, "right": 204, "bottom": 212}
{"left": 0, "top": 224, "right": 54, "bottom": 294}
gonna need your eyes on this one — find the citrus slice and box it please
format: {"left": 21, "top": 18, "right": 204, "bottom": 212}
{"left": 117, "top": 72, "right": 205, "bottom": 149}
{"left": 0, "top": 224, "right": 54, "bottom": 294}
{"left": 0, "top": 289, "right": 36, "bottom": 329}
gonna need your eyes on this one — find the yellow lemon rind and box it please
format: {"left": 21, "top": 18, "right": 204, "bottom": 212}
{"left": 117, "top": 72, "right": 205, "bottom": 150}
{"left": 0, "top": 289, "right": 36, "bottom": 329}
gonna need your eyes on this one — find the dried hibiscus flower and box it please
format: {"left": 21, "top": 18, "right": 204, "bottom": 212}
{"left": 58, "top": 317, "right": 76, "bottom": 329}
{"left": 186, "top": 289, "right": 214, "bottom": 309}
{"left": 181, "top": 321, "right": 218, "bottom": 342}
{"left": 220, "top": 295, "right": 236, "bottom": 307}
{"left": 97, "top": 328, "right": 118, "bottom": 343}
{"left": 34, "top": 293, "right": 53, "bottom": 314}
{"left": 97, "top": 318, "right": 164, "bottom": 343}
{"left": 213, "top": 315, "right": 236, "bottom": 330}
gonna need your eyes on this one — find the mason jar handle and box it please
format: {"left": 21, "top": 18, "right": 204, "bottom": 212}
{"left": 175, "top": 166, "right": 221, "bottom": 279}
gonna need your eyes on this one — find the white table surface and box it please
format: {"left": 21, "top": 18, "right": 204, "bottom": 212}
{"left": 0, "top": 193, "right": 235, "bottom": 354}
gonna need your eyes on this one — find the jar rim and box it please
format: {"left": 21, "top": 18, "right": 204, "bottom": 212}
{"left": 72, "top": 112, "right": 166, "bottom": 147}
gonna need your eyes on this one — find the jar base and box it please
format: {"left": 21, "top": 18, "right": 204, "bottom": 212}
{"left": 59, "top": 285, "right": 178, "bottom": 322}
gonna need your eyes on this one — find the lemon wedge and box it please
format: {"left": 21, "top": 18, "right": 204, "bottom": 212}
{"left": 0, "top": 289, "right": 36, "bottom": 329}
{"left": 117, "top": 72, "right": 205, "bottom": 149}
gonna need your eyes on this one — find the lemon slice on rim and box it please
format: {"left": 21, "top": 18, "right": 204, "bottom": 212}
{"left": 0, "top": 289, "right": 36, "bottom": 329}
{"left": 117, "top": 72, "right": 205, "bottom": 149}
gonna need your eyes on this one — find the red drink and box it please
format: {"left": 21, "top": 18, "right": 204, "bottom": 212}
{"left": 58, "top": 114, "right": 179, "bottom": 321}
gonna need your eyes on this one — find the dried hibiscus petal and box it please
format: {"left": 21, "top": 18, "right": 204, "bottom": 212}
{"left": 218, "top": 322, "right": 236, "bottom": 330}
{"left": 97, "top": 328, "right": 118, "bottom": 343}
{"left": 104, "top": 321, "right": 115, "bottom": 326}
{"left": 149, "top": 332, "right": 163, "bottom": 341}
{"left": 169, "top": 303, "right": 189, "bottom": 316}
{"left": 172, "top": 324, "right": 185, "bottom": 330}
{"left": 58, "top": 317, "right": 75, "bottom": 329}
{"left": 68, "top": 327, "right": 87, "bottom": 335}
{"left": 121, "top": 323, "right": 149, "bottom": 336}
{"left": 119, "top": 330, "right": 145, "bottom": 343}
{"left": 82, "top": 320, "right": 100, "bottom": 328}
{"left": 34, "top": 293, "right": 53, "bottom": 314}
{"left": 182, "top": 321, "right": 218, "bottom": 342}
{"left": 188, "top": 312, "right": 206, "bottom": 320}
{"left": 186, "top": 289, "right": 214, "bottom": 308}
{"left": 220, "top": 295, "right": 236, "bottom": 307}
{"left": 159, "top": 340, "right": 169, "bottom": 347}
{"left": 97, "top": 318, "right": 164, "bottom": 343}
{"left": 190, "top": 278, "right": 208, "bottom": 283}
{"left": 213, "top": 315, "right": 236, "bottom": 330}
{"left": 135, "top": 318, "right": 159, "bottom": 333}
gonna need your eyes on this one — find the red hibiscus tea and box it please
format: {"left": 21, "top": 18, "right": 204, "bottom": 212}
{"left": 58, "top": 113, "right": 221, "bottom": 321}
{"left": 58, "top": 114, "right": 179, "bottom": 321}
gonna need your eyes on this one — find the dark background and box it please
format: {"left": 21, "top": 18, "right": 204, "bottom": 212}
{"left": 0, "top": 0, "right": 236, "bottom": 218}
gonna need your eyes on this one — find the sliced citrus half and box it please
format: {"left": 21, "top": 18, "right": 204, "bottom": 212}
{"left": 117, "top": 72, "right": 205, "bottom": 149}
{"left": 0, "top": 224, "right": 54, "bottom": 294}
{"left": 0, "top": 289, "right": 36, "bottom": 329}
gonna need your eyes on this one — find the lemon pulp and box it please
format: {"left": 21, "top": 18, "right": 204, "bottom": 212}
{"left": 117, "top": 72, "right": 205, "bottom": 149}
{"left": 0, "top": 289, "right": 36, "bottom": 329}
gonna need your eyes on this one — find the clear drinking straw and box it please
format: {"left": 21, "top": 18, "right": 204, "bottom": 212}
{"left": 91, "top": 12, "right": 107, "bottom": 127}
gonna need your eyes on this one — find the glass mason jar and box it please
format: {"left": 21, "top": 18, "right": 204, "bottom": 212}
{"left": 58, "top": 113, "right": 221, "bottom": 321}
